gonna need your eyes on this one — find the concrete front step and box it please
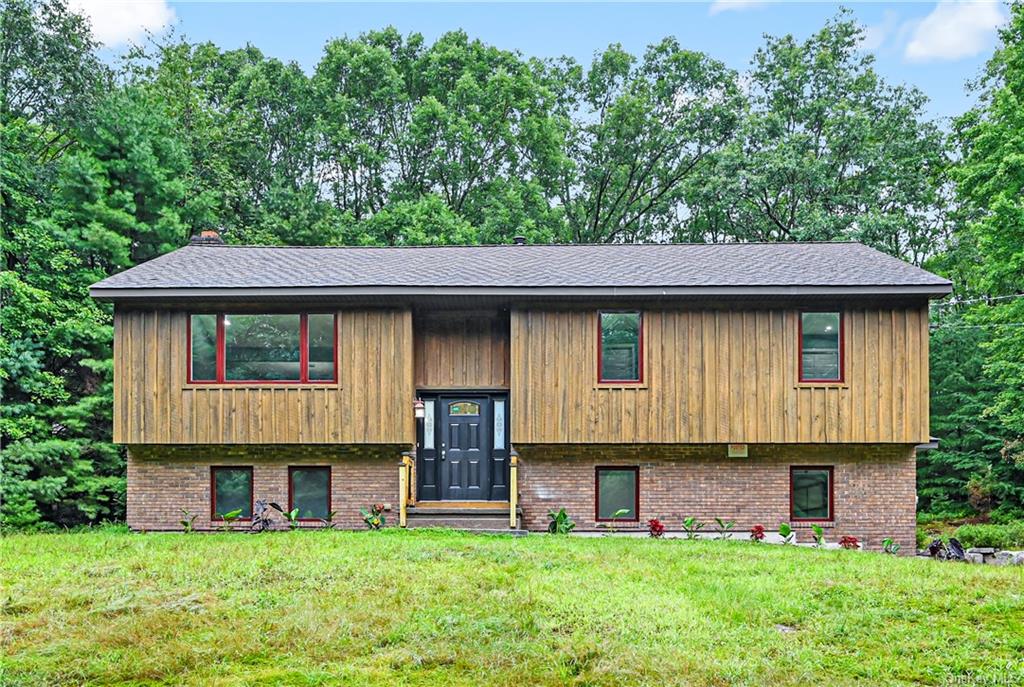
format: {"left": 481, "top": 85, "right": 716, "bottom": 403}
{"left": 406, "top": 515, "right": 518, "bottom": 529}
{"left": 406, "top": 505, "right": 522, "bottom": 531}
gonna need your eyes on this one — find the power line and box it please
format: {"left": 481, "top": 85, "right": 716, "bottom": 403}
{"left": 930, "top": 322, "right": 1024, "bottom": 330}
{"left": 933, "top": 293, "right": 1024, "bottom": 309}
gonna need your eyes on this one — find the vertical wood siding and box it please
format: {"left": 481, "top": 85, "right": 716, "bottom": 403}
{"left": 510, "top": 306, "right": 931, "bottom": 444}
{"left": 114, "top": 308, "right": 414, "bottom": 444}
{"left": 413, "top": 311, "right": 510, "bottom": 389}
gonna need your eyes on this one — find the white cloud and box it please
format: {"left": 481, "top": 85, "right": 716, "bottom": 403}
{"left": 904, "top": 1, "right": 1006, "bottom": 62}
{"left": 67, "top": 0, "right": 175, "bottom": 47}
{"left": 861, "top": 10, "right": 900, "bottom": 52}
{"left": 708, "top": 0, "right": 770, "bottom": 16}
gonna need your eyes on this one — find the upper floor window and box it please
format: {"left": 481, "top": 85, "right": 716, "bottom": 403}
{"left": 799, "top": 312, "right": 842, "bottom": 382}
{"left": 189, "top": 313, "right": 337, "bottom": 384}
{"left": 599, "top": 311, "right": 642, "bottom": 383}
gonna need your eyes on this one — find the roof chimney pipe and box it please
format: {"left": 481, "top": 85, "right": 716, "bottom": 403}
{"left": 512, "top": 235, "right": 527, "bottom": 245}
{"left": 189, "top": 229, "right": 225, "bottom": 246}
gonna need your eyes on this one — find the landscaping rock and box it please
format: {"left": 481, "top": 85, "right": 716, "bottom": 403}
{"left": 965, "top": 552, "right": 984, "bottom": 564}
{"left": 967, "top": 547, "right": 996, "bottom": 555}
{"left": 1012, "top": 552, "right": 1024, "bottom": 566}
{"left": 991, "top": 551, "right": 1015, "bottom": 566}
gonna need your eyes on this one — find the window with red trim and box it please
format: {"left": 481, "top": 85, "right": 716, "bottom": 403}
{"left": 790, "top": 466, "right": 833, "bottom": 521}
{"left": 598, "top": 311, "right": 643, "bottom": 383}
{"left": 288, "top": 466, "right": 331, "bottom": 520}
{"left": 211, "top": 466, "right": 253, "bottom": 520}
{"left": 799, "top": 312, "right": 843, "bottom": 382}
{"left": 188, "top": 313, "right": 337, "bottom": 384}
{"left": 595, "top": 467, "right": 639, "bottom": 521}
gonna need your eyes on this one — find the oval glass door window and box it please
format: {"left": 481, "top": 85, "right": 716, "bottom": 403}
{"left": 448, "top": 401, "right": 480, "bottom": 416}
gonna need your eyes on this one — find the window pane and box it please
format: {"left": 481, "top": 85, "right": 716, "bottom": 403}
{"left": 792, "top": 469, "right": 830, "bottom": 519}
{"left": 307, "top": 314, "right": 336, "bottom": 381}
{"left": 801, "top": 312, "right": 841, "bottom": 380}
{"left": 214, "top": 468, "right": 252, "bottom": 518}
{"left": 291, "top": 468, "right": 330, "bottom": 519}
{"left": 448, "top": 401, "right": 480, "bottom": 416}
{"left": 190, "top": 314, "right": 217, "bottom": 381}
{"left": 423, "top": 400, "right": 435, "bottom": 450}
{"left": 493, "top": 399, "right": 505, "bottom": 450}
{"left": 224, "top": 314, "right": 301, "bottom": 381}
{"left": 597, "top": 468, "right": 637, "bottom": 520}
{"left": 600, "top": 312, "right": 641, "bottom": 381}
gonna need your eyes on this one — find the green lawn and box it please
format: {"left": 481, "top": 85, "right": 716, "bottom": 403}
{"left": 1, "top": 529, "right": 1022, "bottom": 686}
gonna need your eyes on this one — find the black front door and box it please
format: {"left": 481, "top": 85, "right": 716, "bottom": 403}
{"left": 440, "top": 397, "right": 489, "bottom": 500}
{"left": 417, "top": 393, "right": 509, "bottom": 501}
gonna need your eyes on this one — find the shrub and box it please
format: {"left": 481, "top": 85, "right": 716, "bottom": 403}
{"left": 647, "top": 518, "right": 665, "bottom": 538}
{"left": 360, "top": 504, "right": 386, "bottom": 530}
{"left": 714, "top": 517, "right": 735, "bottom": 540}
{"left": 839, "top": 535, "right": 860, "bottom": 550}
{"left": 953, "top": 521, "right": 1024, "bottom": 549}
{"left": 750, "top": 524, "right": 766, "bottom": 542}
{"left": 966, "top": 467, "right": 997, "bottom": 515}
{"left": 179, "top": 509, "right": 197, "bottom": 533}
{"left": 282, "top": 508, "right": 301, "bottom": 530}
{"left": 216, "top": 509, "right": 243, "bottom": 532}
{"left": 811, "top": 524, "right": 825, "bottom": 548}
{"left": 547, "top": 508, "right": 576, "bottom": 535}
{"left": 778, "top": 522, "right": 794, "bottom": 545}
{"left": 682, "top": 517, "right": 705, "bottom": 540}
{"left": 882, "top": 538, "right": 901, "bottom": 555}
{"left": 601, "top": 508, "right": 632, "bottom": 534}
{"left": 320, "top": 511, "right": 337, "bottom": 529}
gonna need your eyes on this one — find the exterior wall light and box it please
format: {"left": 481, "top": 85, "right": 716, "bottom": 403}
{"left": 413, "top": 398, "right": 425, "bottom": 419}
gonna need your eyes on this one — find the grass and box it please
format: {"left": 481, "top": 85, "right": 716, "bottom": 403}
{"left": 2, "top": 529, "right": 1023, "bottom": 687}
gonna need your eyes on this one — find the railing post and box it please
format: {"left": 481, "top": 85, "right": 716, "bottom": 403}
{"left": 407, "top": 451, "right": 416, "bottom": 507}
{"left": 398, "top": 459, "right": 408, "bottom": 528}
{"left": 399, "top": 451, "right": 415, "bottom": 528}
{"left": 509, "top": 450, "right": 519, "bottom": 529}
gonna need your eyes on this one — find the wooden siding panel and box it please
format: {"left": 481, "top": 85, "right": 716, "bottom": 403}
{"left": 510, "top": 305, "right": 931, "bottom": 444}
{"left": 413, "top": 311, "right": 510, "bottom": 389}
{"left": 113, "top": 307, "right": 414, "bottom": 444}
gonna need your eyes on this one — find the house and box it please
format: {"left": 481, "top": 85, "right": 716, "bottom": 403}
{"left": 90, "top": 234, "right": 952, "bottom": 550}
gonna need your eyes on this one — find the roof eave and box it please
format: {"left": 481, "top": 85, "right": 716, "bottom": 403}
{"left": 89, "top": 283, "right": 954, "bottom": 300}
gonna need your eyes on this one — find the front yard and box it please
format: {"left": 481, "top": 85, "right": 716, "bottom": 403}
{"left": 1, "top": 528, "right": 1022, "bottom": 686}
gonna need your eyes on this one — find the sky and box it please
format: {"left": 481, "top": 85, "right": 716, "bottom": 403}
{"left": 71, "top": 0, "right": 1012, "bottom": 123}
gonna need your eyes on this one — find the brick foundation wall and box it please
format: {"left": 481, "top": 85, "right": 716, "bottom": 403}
{"left": 516, "top": 444, "right": 917, "bottom": 553}
{"left": 127, "top": 445, "right": 404, "bottom": 531}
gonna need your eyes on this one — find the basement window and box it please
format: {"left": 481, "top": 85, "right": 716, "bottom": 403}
{"left": 289, "top": 467, "right": 331, "bottom": 520}
{"left": 188, "top": 313, "right": 337, "bottom": 384}
{"left": 799, "top": 312, "right": 843, "bottom": 382}
{"left": 595, "top": 467, "right": 639, "bottom": 522}
{"left": 211, "top": 467, "right": 253, "bottom": 520}
{"left": 790, "top": 466, "right": 834, "bottom": 522}
{"left": 599, "top": 312, "right": 643, "bottom": 383}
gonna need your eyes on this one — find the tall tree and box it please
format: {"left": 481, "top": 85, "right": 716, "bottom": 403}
{"left": 3, "top": 82, "right": 194, "bottom": 526}
{"left": 680, "top": 12, "right": 947, "bottom": 264}
{"left": 313, "top": 28, "right": 564, "bottom": 244}
{"left": 949, "top": 2, "right": 1024, "bottom": 467}
{"left": 920, "top": 317, "right": 1024, "bottom": 516}
{"left": 0, "top": 0, "right": 108, "bottom": 165}
{"left": 547, "top": 39, "right": 742, "bottom": 243}
{"left": 133, "top": 40, "right": 334, "bottom": 245}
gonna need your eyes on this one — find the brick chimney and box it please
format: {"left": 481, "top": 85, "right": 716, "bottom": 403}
{"left": 189, "top": 229, "right": 225, "bottom": 246}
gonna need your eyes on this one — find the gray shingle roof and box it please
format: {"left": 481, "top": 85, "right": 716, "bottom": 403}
{"left": 90, "top": 242, "right": 952, "bottom": 297}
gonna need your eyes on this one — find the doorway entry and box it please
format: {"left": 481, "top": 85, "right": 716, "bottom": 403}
{"left": 416, "top": 392, "right": 509, "bottom": 501}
